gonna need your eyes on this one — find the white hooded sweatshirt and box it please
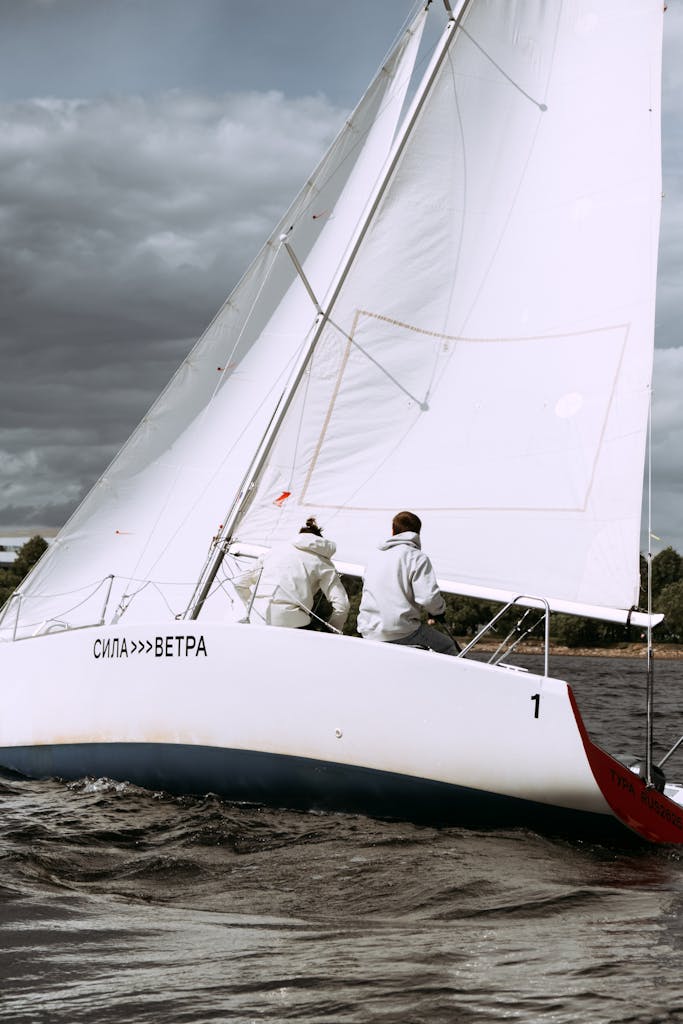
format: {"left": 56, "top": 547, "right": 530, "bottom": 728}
{"left": 234, "top": 534, "right": 349, "bottom": 630}
{"left": 357, "top": 531, "right": 446, "bottom": 641}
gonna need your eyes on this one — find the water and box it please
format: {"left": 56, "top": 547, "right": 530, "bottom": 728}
{"left": 1, "top": 655, "right": 682, "bottom": 1023}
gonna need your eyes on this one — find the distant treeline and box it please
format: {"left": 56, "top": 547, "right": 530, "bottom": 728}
{"left": 3, "top": 537, "right": 683, "bottom": 647}
{"left": 0, "top": 536, "right": 48, "bottom": 608}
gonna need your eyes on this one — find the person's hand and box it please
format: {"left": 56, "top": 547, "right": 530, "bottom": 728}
{"left": 428, "top": 612, "right": 446, "bottom": 625}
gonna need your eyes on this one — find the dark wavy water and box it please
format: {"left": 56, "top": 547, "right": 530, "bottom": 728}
{"left": 1, "top": 655, "right": 682, "bottom": 1023}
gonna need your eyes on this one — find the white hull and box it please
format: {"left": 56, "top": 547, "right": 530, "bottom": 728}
{"left": 4, "top": 623, "right": 683, "bottom": 842}
{"left": 0, "top": 623, "right": 610, "bottom": 817}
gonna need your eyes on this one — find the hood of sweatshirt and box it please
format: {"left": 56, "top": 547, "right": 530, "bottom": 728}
{"left": 379, "top": 531, "right": 421, "bottom": 552}
{"left": 292, "top": 534, "right": 337, "bottom": 559}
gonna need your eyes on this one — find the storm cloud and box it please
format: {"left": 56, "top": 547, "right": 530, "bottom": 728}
{"left": 0, "top": 89, "right": 343, "bottom": 526}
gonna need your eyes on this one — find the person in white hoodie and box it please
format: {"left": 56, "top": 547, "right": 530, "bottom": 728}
{"left": 357, "top": 511, "right": 457, "bottom": 655}
{"left": 234, "top": 518, "right": 349, "bottom": 632}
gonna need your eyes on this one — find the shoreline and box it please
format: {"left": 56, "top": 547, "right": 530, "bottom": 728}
{"left": 467, "top": 642, "right": 683, "bottom": 660}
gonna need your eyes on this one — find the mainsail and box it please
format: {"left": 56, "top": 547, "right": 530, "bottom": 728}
{"left": 234, "top": 0, "right": 663, "bottom": 622}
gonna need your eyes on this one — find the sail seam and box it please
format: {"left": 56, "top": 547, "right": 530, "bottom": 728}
{"left": 296, "top": 312, "right": 629, "bottom": 513}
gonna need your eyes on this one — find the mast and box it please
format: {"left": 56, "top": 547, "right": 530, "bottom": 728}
{"left": 185, "top": 0, "right": 475, "bottom": 620}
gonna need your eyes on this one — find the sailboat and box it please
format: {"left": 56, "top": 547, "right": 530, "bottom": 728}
{"left": 2, "top": 0, "right": 682, "bottom": 844}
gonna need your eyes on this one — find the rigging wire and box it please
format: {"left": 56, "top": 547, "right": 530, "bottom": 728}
{"left": 645, "top": 384, "right": 655, "bottom": 787}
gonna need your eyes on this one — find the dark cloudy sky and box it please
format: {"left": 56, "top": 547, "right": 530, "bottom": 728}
{"left": 1, "top": 0, "right": 682, "bottom": 554}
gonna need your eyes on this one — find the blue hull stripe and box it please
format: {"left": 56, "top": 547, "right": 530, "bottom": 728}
{"left": 0, "top": 741, "right": 625, "bottom": 838}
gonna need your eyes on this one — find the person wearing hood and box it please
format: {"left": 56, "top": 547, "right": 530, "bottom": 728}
{"left": 234, "top": 518, "right": 349, "bottom": 632}
{"left": 357, "top": 511, "right": 457, "bottom": 655}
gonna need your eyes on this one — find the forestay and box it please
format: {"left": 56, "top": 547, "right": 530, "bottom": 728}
{"left": 234, "top": 0, "right": 663, "bottom": 621}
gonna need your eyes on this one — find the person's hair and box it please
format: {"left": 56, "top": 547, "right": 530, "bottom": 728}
{"left": 392, "top": 511, "right": 421, "bottom": 535}
{"left": 299, "top": 517, "right": 323, "bottom": 537}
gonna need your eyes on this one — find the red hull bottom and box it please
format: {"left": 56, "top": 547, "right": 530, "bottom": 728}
{"left": 569, "top": 688, "right": 683, "bottom": 844}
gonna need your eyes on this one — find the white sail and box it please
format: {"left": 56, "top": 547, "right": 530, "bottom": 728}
{"left": 2, "top": 8, "right": 426, "bottom": 638}
{"left": 235, "top": 0, "right": 663, "bottom": 620}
